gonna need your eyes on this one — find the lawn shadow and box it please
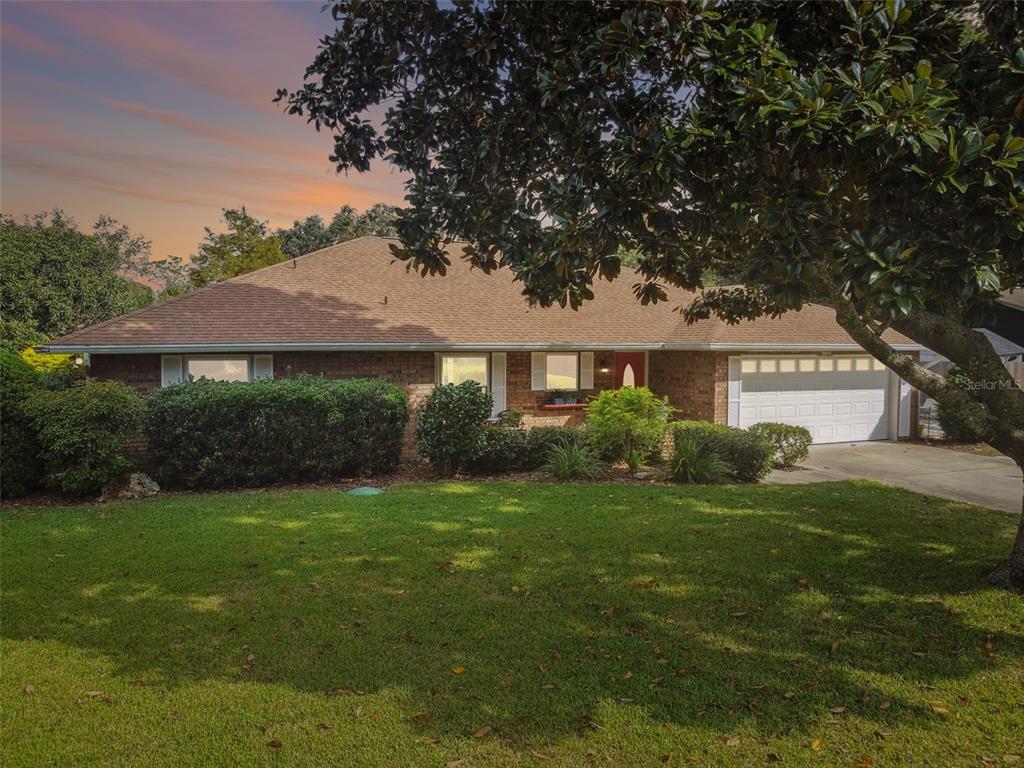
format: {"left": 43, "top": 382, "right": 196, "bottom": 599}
{"left": 3, "top": 480, "right": 1022, "bottom": 749}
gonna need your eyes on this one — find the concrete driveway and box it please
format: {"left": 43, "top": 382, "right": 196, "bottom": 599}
{"left": 767, "top": 441, "right": 1022, "bottom": 513}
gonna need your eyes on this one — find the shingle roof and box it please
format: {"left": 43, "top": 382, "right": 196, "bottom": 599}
{"left": 44, "top": 236, "right": 918, "bottom": 352}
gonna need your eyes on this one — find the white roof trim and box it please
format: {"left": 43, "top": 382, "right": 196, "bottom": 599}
{"left": 41, "top": 341, "right": 924, "bottom": 354}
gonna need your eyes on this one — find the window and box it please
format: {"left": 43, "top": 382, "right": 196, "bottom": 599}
{"left": 778, "top": 359, "right": 796, "bottom": 373}
{"left": 440, "top": 355, "right": 489, "bottom": 388}
{"left": 836, "top": 358, "right": 853, "bottom": 371}
{"left": 872, "top": 359, "right": 887, "bottom": 371}
{"left": 546, "top": 353, "right": 578, "bottom": 390}
{"left": 741, "top": 359, "right": 758, "bottom": 374}
{"left": 798, "top": 359, "right": 816, "bottom": 372}
{"left": 760, "top": 359, "right": 777, "bottom": 373}
{"left": 186, "top": 357, "right": 250, "bottom": 382}
{"left": 818, "top": 358, "right": 834, "bottom": 372}
{"left": 855, "top": 357, "right": 871, "bottom": 371}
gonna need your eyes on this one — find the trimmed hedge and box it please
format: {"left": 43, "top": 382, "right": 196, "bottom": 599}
{"left": 146, "top": 375, "right": 407, "bottom": 488}
{"left": 26, "top": 380, "right": 144, "bottom": 497}
{"left": 0, "top": 351, "right": 44, "bottom": 498}
{"left": 671, "top": 420, "right": 772, "bottom": 483}
{"left": 525, "top": 426, "right": 586, "bottom": 468}
{"left": 748, "top": 422, "right": 813, "bottom": 468}
{"left": 468, "top": 426, "right": 530, "bottom": 474}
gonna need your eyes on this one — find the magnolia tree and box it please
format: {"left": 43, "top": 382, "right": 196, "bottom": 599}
{"left": 280, "top": 1, "right": 1024, "bottom": 587}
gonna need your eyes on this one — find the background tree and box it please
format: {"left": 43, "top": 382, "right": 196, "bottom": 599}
{"left": 0, "top": 211, "right": 155, "bottom": 351}
{"left": 188, "top": 208, "right": 287, "bottom": 287}
{"left": 277, "top": 203, "right": 401, "bottom": 257}
{"left": 281, "top": 1, "right": 1024, "bottom": 587}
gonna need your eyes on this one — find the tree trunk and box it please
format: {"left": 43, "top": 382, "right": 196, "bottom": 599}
{"left": 829, "top": 294, "right": 1024, "bottom": 592}
{"left": 988, "top": 490, "right": 1024, "bottom": 592}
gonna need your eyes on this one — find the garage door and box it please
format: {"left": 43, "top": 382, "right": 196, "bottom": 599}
{"left": 735, "top": 356, "right": 890, "bottom": 443}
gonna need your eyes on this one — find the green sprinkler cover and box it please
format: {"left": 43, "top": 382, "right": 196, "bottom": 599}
{"left": 347, "top": 486, "right": 384, "bottom": 496}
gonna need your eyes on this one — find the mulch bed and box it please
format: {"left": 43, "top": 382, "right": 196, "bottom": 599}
{"left": 1, "top": 461, "right": 677, "bottom": 510}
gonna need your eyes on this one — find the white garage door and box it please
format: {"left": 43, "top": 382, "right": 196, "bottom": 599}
{"left": 736, "top": 356, "right": 890, "bottom": 443}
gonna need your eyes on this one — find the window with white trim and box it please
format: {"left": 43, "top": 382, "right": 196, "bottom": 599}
{"left": 545, "top": 353, "right": 579, "bottom": 390}
{"left": 161, "top": 354, "right": 273, "bottom": 387}
{"left": 440, "top": 354, "right": 489, "bottom": 388}
{"left": 186, "top": 357, "right": 251, "bottom": 382}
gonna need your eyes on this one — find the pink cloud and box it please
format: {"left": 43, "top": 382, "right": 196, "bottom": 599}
{"left": 25, "top": 2, "right": 284, "bottom": 111}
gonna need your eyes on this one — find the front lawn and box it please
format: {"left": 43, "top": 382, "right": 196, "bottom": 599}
{"left": 2, "top": 481, "right": 1022, "bottom": 766}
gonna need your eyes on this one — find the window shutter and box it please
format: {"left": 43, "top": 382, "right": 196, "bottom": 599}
{"left": 253, "top": 354, "right": 274, "bottom": 380}
{"left": 490, "top": 352, "right": 506, "bottom": 417}
{"left": 160, "top": 355, "right": 183, "bottom": 387}
{"left": 531, "top": 352, "right": 546, "bottom": 390}
{"left": 579, "top": 352, "right": 594, "bottom": 389}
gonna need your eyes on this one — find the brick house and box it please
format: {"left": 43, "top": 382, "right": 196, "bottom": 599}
{"left": 43, "top": 236, "right": 922, "bottom": 452}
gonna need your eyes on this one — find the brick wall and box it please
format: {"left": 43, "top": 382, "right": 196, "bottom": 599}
{"left": 648, "top": 351, "right": 729, "bottom": 423}
{"left": 90, "top": 353, "right": 162, "bottom": 394}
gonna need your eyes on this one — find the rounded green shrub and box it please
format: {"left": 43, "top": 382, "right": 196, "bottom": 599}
{"left": 415, "top": 381, "right": 492, "bottom": 475}
{"left": 671, "top": 421, "right": 772, "bottom": 483}
{"left": 585, "top": 387, "right": 672, "bottom": 463}
{"left": 146, "top": 375, "right": 408, "bottom": 488}
{"left": 748, "top": 422, "right": 813, "bottom": 468}
{"left": 26, "top": 380, "right": 144, "bottom": 497}
{"left": 937, "top": 366, "right": 991, "bottom": 443}
{"left": 0, "top": 350, "right": 44, "bottom": 498}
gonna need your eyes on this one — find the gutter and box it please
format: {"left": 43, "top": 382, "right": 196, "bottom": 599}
{"left": 40, "top": 341, "right": 925, "bottom": 354}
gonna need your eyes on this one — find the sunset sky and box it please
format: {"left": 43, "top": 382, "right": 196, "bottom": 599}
{"left": 1, "top": 1, "right": 408, "bottom": 263}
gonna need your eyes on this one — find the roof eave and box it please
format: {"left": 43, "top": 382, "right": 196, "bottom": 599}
{"left": 41, "top": 341, "right": 925, "bottom": 354}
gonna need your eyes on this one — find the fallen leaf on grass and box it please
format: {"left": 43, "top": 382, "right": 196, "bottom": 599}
{"left": 531, "top": 751, "right": 554, "bottom": 762}
{"left": 452, "top": 666, "right": 466, "bottom": 675}
{"left": 853, "top": 755, "right": 874, "bottom": 767}
{"left": 829, "top": 706, "right": 847, "bottom": 714}
{"left": 266, "top": 740, "right": 282, "bottom": 751}
{"left": 411, "top": 712, "right": 429, "bottom": 724}
{"left": 930, "top": 701, "right": 949, "bottom": 715}
{"left": 541, "top": 683, "right": 555, "bottom": 690}
{"left": 879, "top": 700, "right": 891, "bottom": 710}
{"left": 1003, "top": 756, "right": 1021, "bottom": 765}
{"left": 316, "top": 723, "right": 333, "bottom": 732}
{"left": 719, "top": 735, "right": 740, "bottom": 747}
{"left": 471, "top": 726, "right": 492, "bottom": 738}
{"left": 23, "top": 685, "right": 35, "bottom": 695}
{"left": 810, "top": 739, "right": 824, "bottom": 751}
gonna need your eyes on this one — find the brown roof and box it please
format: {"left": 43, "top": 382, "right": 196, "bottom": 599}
{"left": 45, "top": 236, "right": 918, "bottom": 352}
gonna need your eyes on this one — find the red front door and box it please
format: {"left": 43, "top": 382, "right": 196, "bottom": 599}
{"left": 614, "top": 352, "right": 646, "bottom": 388}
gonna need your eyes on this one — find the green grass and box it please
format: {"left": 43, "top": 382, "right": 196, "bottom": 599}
{"left": 2, "top": 481, "right": 1022, "bottom": 767}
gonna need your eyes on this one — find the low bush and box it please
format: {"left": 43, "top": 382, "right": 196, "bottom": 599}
{"left": 937, "top": 366, "right": 991, "bottom": 443}
{"left": 26, "top": 381, "right": 144, "bottom": 497}
{"left": 585, "top": 387, "right": 672, "bottom": 463}
{"left": 668, "top": 434, "right": 730, "bottom": 484}
{"left": 415, "top": 381, "right": 492, "bottom": 475}
{"left": 671, "top": 421, "right": 772, "bottom": 483}
{"left": 468, "top": 426, "right": 530, "bottom": 474}
{"left": 146, "top": 375, "right": 407, "bottom": 488}
{"left": 748, "top": 422, "right": 813, "bottom": 468}
{"left": 525, "top": 425, "right": 586, "bottom": 467}
{"left": 0, "top": 351, "right": 44, "bottom": 498}
{"left": 544, "top": 439, "right": 605, "bottom": 481}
